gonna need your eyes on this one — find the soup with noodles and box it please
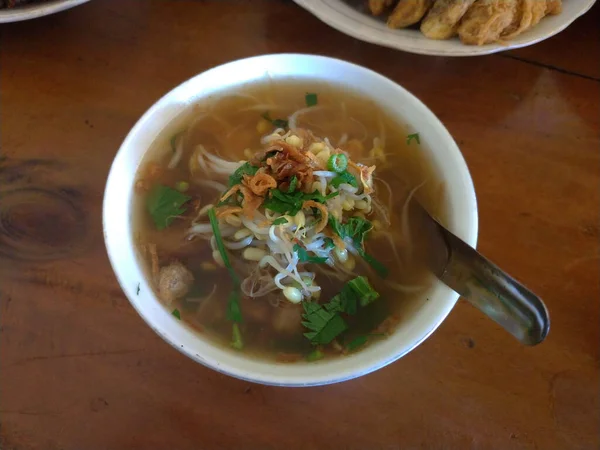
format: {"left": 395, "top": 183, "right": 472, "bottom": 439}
{"left": 134, "top": 80, "right": 445, "bottom": 362}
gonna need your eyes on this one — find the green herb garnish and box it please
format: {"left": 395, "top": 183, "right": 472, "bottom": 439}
{"left": 328, "top": 216, "right": 388, "bottom": 278}
{"left": 293, "top": 243, "right": 328, "bottom": 264}
{"left": 228, "top": 162, "right": 259, "bottom": 187}
{"left": 231, "top": 323, "right": 243, "bottom": 350}
{"left": 172, "top": 308, "right": 181, "bottom": 320}
{"left": 262, "top": 111, "right": 288, "bottom": 129}
{"left": 305, "top": 93, "right": 318, "bottom": 107}
{"left": 346, "top": 335, "right": 368, "bottom": 352}
{"left": 136, "top": 283, "right": 140, "bottom": 295}
{"left": 263, "top": 189, "right": 339, "bottom": 216}
{"left": 327, "top": 153, "right": 348, "bottom": 173}
{"left": 208, "top": 208, "right": 243, "bottom": 323}
{"left": 331, "top": 171, "right": 358, "bottom": 188}
{"left": 302, "top": 301, "right": 348, "bottom": 345}
{"left": 175, "top": 181, "right": 189, "bottom": 192}
{"left": 287, "top": 175, "right": 298, "bottom": 193}
{"left": 407, "top": 133, "right": 420, "bottom": 145}
{"left": 146, "top": 184, "right": 191, "bottom": 230}
{"left": 272, "top": 217, "right": 289, "bottom": 226}
{"left": 306, "top": 349, "right": 324, "bottom": 361}
{"left": 323, "top": 237, "right": 335, "bottom": 249}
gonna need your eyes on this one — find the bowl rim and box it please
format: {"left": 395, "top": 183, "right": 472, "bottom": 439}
{"left": 293, "top": 0, "right": 597, "bottom": 57}
{"left": 0, "top": 0, "right": 90, "bottom": 23}
{"left": 103, "top": 53, "right": 479, "bottom": 386}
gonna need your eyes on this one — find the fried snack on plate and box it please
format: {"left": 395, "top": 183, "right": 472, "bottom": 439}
{"left": 420, "top": 0, "right": 477, "bottom": 39}
{"left": 387, "top": 0, "right": 433, "bottom": 28}
{"left": 502, "top": 0, "right": 558, "bottom": 39}
{"left": 458, "top": 0, "right": 516, "bottom": 45}
{"left": 368, "top": 0, "right": 395, "bottom": 16}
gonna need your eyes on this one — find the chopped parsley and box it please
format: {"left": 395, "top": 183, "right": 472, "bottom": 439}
{"left": 136, "top": 283, "right": 140, "bottom": 295}
{"left": 305, "top": 93, "right": 318, "bottom": 107}
{"left": 407, "top": 133, "right": 420, "bottom": 145}
{"left": 262, "top": 112, "right": 288, "bottom": 129}
{"left": 172, "top": 308, "right": 181, "bottom": 320}
{"left": 287, "top": 175, "right": 298, "bottom": 193}
{"left": 146, "top": 184, "right": 191, "bottom": 230}
{"left": 272, "top": 217, "right": 289, "bottom": 226}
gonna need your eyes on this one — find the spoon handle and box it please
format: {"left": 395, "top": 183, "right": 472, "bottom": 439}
{"left": 437, "top": 226, "right": 550, "bottom": 345}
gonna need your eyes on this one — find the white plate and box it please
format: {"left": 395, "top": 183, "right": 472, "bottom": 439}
{"left": 0, "top": 0, "right": 89, "bottom": 23}
{"left": 294, "top": 0, "right": 597, "bottom": 56}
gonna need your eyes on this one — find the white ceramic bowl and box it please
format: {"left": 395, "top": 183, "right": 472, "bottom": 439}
{"left": 294, "top": 0, "right": 597, "bottom": 56}
{"left": 0, "top": 0, "right": 89, "bottom": 23}
{"left": 103, "top": 54, "right": 478, "bottom": 386}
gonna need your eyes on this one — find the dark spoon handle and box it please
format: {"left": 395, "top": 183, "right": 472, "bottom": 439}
{"left": 437, "top": 226, "right": 550, "bottom": 345}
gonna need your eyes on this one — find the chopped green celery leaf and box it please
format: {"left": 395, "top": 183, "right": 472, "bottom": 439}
{"left": 304, "top": 314, "right": 347, "bottom": 345}
{"left": 272, "top": 217, "right": 288, "bottom": 225}
{"left": 327, "top": 216, "right": 372, "bottom": 248}
{"left": 306, "top": 349, "right": 324, "bottom": 361}
{"left": 146, "top": 184, "right": 191, "bottom": 230}
{"left": 263, "top": 189, "right": 337, "bottom": 215}
{"left": 172, "top": 308, "right": 181, "bottom": 320}
{"left": 208, "top": 208, "right": 233, "bottom": 271}
{"left": 293, "top": 243, "right": 328, "bottom": 264}
{"left": 407, "top": 132, "right": 420, "bottom": 145}
{"left": 262, "top": 112, "right": 288, "bottom": 129}
{"left": 305, "top": 93, "right": 318, "bottom": 107}
{"left": 231, "top": 323, "right": 243, "bottom": 350}
{"left": 347, "top": 275, "right": 380, "bottom": 306}
{"left": 288, "top": 175, "right": 298, "bottom": 193}
{"left": 331, "top": 171, "right": 358, "bottom": 188}
{"left": 327, "top": 153, "right": 348, "bottom": 173}
{"left": 359, "top": 250, "right": 389, "bottom": 278}
{"left": 346, "top": 335, "right": 368, "bottom": 352}
{"left": 323, "top": 237, "right": 335, "bottom": 249}
{"left": 228, "top": 162, "right": 259, "bottom": 187}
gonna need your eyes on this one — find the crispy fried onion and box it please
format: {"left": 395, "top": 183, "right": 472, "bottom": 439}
{"left": 265, "top": 141, "right": 317, "bottom": 189}
{"left": 215, "top": 206, "right": 243, "bottom": 219}
{"left": 302, "top": 200, "right": 328, "bottom": 233}
{"left": 219, "top": 185, "right": 263, "bottom": 219}
{"left": 359, "top": 164, "right": 376, "bottom": 194}
{"left": 243, "top": 172, "right": 277, "bottom": 196}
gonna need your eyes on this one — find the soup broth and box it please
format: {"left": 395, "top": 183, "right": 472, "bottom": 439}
{"left": 134, "top": 80, "right": 445, "bottom": 363}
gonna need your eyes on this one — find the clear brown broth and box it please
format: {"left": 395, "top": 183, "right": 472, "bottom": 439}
{"left": 134, "top": 80, "right": 446, "bottom": 362}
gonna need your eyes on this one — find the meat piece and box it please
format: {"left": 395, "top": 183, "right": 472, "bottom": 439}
{"left": 420, "top": 0, "right": 477, "bottom": 39}
{"left": 272, "top": 304, "right": 303, "bottom": 335}
{"left": 387, "top": 0, "right": 433, "bottom": 29}
{"left": 158, "top": 262, "right": 194, "bottom": 305}
{"left": 458, "top": 0, "right": 516, "bottom": 45}
{"left": 368, "top": 0, "right": 395, "bottom": 16}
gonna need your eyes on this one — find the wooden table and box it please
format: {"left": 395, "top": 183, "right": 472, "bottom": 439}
{"left": 1, "top": 1, "right": 598, "bottom": 449}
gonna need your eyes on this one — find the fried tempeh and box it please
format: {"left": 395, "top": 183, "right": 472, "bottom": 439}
{"left": 420, "top": 0, "right": 477, "bottom": 39}
{"left": 458, "top": 0, "right": 516, "bottom": 45}
{"left": 387, "top": 0, "right": 433, "bottom": 29}
{"left": 368, "top": 0, "right": 396, "bottom": 16}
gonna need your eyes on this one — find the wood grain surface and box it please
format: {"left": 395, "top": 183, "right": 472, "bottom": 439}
{"left": 1, "top": 1, "right": 598, "bottom": 449}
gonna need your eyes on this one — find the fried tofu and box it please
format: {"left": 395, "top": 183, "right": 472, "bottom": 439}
{"left": 458, "top": 0, "right": 516, "bottom": 45}
{"left": 387, "top": 0, "right": 433, "bottom": 29}
{"left": 420, "top": 0, "right": 477, "bottom": 39}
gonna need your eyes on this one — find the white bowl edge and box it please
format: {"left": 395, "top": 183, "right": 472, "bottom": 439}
{"left": 103, "top": 54, "right": 478, "bottom": 386}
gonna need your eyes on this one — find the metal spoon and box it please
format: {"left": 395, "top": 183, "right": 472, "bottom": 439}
{"left": 415, "top": 201, "right": 550, "bottom": 345}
